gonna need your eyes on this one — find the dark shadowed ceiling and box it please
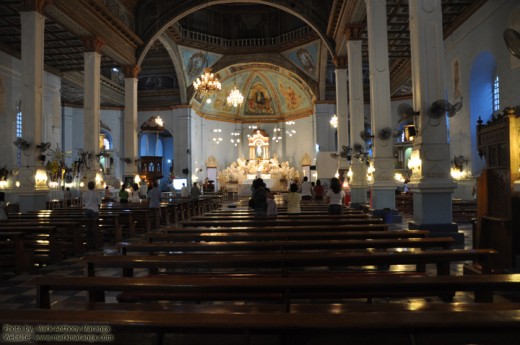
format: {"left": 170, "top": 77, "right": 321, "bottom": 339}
{"left": 0, "top": 0, "right": 487, "bottom": 113}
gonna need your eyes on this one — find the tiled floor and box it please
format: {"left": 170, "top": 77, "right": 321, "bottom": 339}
{"left": 0, "top": 210, "right": 510, "bottom": 312}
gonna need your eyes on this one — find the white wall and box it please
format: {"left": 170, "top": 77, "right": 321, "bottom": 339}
{"left": 444, "top": 0, "right": 520, "bottom": 178}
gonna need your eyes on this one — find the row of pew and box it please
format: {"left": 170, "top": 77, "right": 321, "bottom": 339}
{"left": 1, "top": 198, "right": 520, "bottom": 344}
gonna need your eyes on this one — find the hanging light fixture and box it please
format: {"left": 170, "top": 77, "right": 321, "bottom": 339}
{"left": 227, "top": 85, "right": 244, "bottom": 107}
{"left": 194, "top": 67, "right": 221, "bottom": 95}
{"left": 330, "top": 114, "right": 338, "bottom": 128}
{"left": 193, "top": 1, "right": 221, "bottom": 95}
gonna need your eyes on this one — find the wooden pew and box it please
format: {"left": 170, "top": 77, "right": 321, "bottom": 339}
{"left": 83, "top": 249, "right": 496, "bottom": 277}
{"left": 118, "top": 237, "right": 455, "bottom": 255}
{"left": 163, "top": 223, "right": 390, "bottom": 233}
{"left": 181, "top": 217, "right": 384, "bottom": 228}
{"left": 31, "top": 273, "right": 520, "bottom": 308}
{"left": 147, "top": 230, "right": 431, "bottom": 243}
{"left": 0, "top": 220, "right": 86, "bottom": 255}
{"left": 0, "top": 225, "right": 63, "bottom": 263}
{"left": 189, "top": 213, "right": 372, "bottom": 221}
{"left": 2, "top": 307, "right": 520, "bottom": 345}
{"left": 0, "top": 231, "right": 33, "bottom": 274}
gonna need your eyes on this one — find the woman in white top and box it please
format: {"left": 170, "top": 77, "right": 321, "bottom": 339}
{"left": 129, "top": 183, "right": 141, "bottom": 203}
{"left": 286, "top": 183, "right": 301, "bottom": 214}
{"left": 326, "top": 177, "right": 345, "bottom": 214}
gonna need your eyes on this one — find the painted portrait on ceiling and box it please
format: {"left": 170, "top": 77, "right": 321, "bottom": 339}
{"left": 296, "top": 48, "right": 315, "bottom": 74}
{"left": 244, "top": 84, "right": 274, "bottom": 115}
{"left": 187, "top": 52, "right": 206, "bottom": 78}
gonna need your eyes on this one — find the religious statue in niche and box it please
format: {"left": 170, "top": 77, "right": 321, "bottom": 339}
{"left": 296, "top": 48, "right": 315, "bottom": 73}
{"left": 245, "top": 84, "right": 274, "bottom": 115}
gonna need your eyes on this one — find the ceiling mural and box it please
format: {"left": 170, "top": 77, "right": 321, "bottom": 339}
{"left": 178, "top": 45, "right": 223, "bottom": 85}
{"left": 281, "top": 40, "right": 321, "bottom": 82}
{"left": 192, "top": 63, "right": 315, "bottom": 121}
{"left": 243, "top": 76, "right": 276, "bottom": 116}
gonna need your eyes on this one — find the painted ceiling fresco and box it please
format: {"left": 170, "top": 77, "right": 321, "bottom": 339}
{"left": 281, "top": 40, "right": 321, "bottom": 82}
{"left": 191, "top": 63, "right": 316, "bottom": 121}
{"left": 179, "top": 45, "right": 223, "bottom": 85}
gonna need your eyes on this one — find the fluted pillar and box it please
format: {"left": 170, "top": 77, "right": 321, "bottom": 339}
{"left": 347, "top": 38, "right": 368, "bottom": 206}
{"left": 408, "top": 0, "right": 458, "bottom": 233}
{"left": 366, "top": 0, "right": 396, "bottom": 212}
{"left": 123, "top": 65, "right": 140, "bottom": 178}
{"left": 83, "top": 38, "right": 103, "bottom": 188}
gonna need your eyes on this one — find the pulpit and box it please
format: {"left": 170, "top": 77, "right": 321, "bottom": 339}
{"left": 140, "top": 156, "right": 163, "bottom": 183}
{"left": 476, "top": 107, "right": 520, "bottom": 271}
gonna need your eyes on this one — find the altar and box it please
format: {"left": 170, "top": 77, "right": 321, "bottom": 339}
{"left": 216, "top": 128, "right": 299, "bottom": 193}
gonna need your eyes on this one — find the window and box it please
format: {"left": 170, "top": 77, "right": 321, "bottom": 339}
{"left": 16, "top": 101, "right": 22, "bottom": 167}
{"left": 493, "top": 75, "right": 500, "bottom": 112}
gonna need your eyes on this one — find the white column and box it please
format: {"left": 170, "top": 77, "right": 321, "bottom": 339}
{"left": 19, "top": 10, "right": 45, "bottom": 189}
{"left": 366, "top": 0, "right": 395, "bottom": 210}
{"left": 334, "top": 57, "right": 349, "bottom": 171}
{"left": 408, "top": 0, "right": 457, "bottom": 230}
{"left": 347, "top": 38, "right": 368, "bottom": 206}
{"left": 123, "top": 65, "right": 140, "bottom": 178}
{"left": 83, "top": 38, "right": 103, "bottom": 188}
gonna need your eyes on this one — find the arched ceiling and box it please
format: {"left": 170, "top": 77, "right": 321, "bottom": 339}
{"left": 191, "top": 63, "right": 316, "bottom": 122}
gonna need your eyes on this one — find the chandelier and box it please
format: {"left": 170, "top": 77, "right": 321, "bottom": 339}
{"left": 226, "top": 85, "right": 244, "bottom": 107}
{"left": 193, "top": 67, "right": 221, "bottom": 94}
{"left": 330, "top": 114, "right": 338, "bottom": 128}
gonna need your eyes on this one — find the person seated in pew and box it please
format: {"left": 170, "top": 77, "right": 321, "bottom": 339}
{"left": 326, "top": 177, "right": 345, "bottom": 215}
{"left": 313, "top": 179, "right": 325, "bottom": 201}
{"left": 82, "top": 181, "right": 101, "bottom": 249}
{"left": 119, "top": 183, "right": 129, "bottom": 203}
{"left": 300, "top": 176, "right": 313, "bottom": 201}
{"left": 129, "top": 183, "right": 140, "bottom": 203}
{"left": 265, "top": 188, "right": 277, "bottom": 217}
{"left": 251, "top": 178, "right": 267, "bottom": 217}
{"left": 180, "top": 183, "right": 189, "bottom": 198}
{"left": 286, "top": 183, "right": 301, "bottom": 214}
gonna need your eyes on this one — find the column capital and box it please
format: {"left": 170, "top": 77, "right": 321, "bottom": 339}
{"left": 83, "top": 37, "right": 104, "bottom": 54}
{"left": 21, "top": 0, "right": 52, "bottom": 14}
{"left": 122, "top": 65, "right": 141, "bottom": 78}
{"left": 333, "top": 56, "right": 348, "bottom": 69}
{"left": 344, "top": 25, "right": 364, "bottom": 41}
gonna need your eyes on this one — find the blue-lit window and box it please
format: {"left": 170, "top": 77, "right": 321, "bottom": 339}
{"left": 493, "top": 75, "right": 500, "bottom": 112}
{"left": 16, "top": 101, "right": 22, "bottom": 167}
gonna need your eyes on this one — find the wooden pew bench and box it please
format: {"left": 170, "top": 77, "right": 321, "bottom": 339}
{"left": 31, "top": 209, "right": 133, "bottom": 243}
{"left": 161, "top": 222, "right": 391, "bottom": 233}
{"left": 31, "top": 273, "right": 520, "bottom": 308}
{"left": 117, "top": 237, "right": 455, "bottom": 255}
{"left": 0, "top": 231, "right": 33, "bottom": 274}
{"left": 0, "top": 225, "right": 62, "bottom": 263}
{"left": 2, "top": 307, "right": 520, "bottom": 345}
{"left": 181, "top": 217, "right": 384, "bottom": 228}
{"left": 145, "top": 230, "right": 430, "bottom": 243}
{"left": 83, "top": 249, "right": 496, "bottom": 278}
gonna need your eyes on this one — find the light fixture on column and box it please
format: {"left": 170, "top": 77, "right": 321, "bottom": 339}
{"left": 272, "top": 127, "right": 282, "bottom": 143}
{"left": 330, "top": 114, "right": 338, "bottom": 128}
{"left": 230, "top": 123, "right": 241, "bottom": 146}
{"left": 285, "top": 120, "right": 296, "bottom": 137}
{"left": 212, "top": 116, "right": 223, "bottom": 144}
